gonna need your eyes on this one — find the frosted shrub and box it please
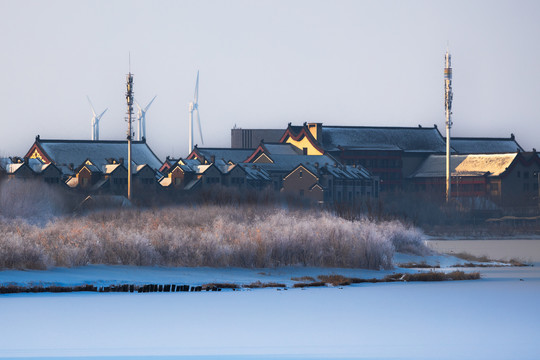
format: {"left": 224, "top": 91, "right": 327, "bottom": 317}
{"left": 0, "top": 205, "right": 427, "bottom": 270}
{"left": 378, "top": 220, "right": 431, "bottom": 255}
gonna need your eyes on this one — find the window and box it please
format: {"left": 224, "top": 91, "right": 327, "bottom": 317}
{"left": 299, "top": 170, "right": 303, "bottom": 178}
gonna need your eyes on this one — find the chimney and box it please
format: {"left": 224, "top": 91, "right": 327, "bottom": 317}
{"left": 303, "top": 147, "right": 308, "bottom": 155}
{"left": 210, "top": 155, "right": 215, "bottom": 163}
{"left": 119, "top": 157, "right": 124, "bottom": 165}
{"left": 307, "top": 123, "right": 322, "bottom": 140}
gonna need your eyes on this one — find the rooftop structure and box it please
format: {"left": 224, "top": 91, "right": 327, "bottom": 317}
{"left": 410, "top": 153, "right": 519, "bottom": 178}
{"left": 449, "top": 136, "right": 524, "bottom": 154}
{"left": 24, "top": 136, "right": 163, "bottom": 172}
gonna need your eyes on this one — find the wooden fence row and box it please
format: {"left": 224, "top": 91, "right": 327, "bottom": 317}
{"left": 0, "top": 283, "right": 223, "bottom": 294}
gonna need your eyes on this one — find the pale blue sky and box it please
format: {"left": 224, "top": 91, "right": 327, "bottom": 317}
{"left": 1, "top": 0, "right": 539, "bottom": 159}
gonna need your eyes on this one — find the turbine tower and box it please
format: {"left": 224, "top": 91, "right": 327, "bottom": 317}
{"left": 444, "top": 48, "right": 453, "bottom": 203}
{"left": 87, "top": 96, "right": 108, "bottom": 141}
{"left": 135, "top": 96, "right": 157, "bottom": 141}
{"left": 188, "top": 71, "right": 204, "bottom": 153}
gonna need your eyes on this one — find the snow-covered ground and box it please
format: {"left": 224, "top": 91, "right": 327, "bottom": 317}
{"left": 1, "top": 249, "right": 539, "bottom": 359}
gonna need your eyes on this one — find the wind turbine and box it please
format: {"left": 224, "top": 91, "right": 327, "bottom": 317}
{"left": 87, "top": 96, "right": 107, "bottom": 141}
{"left": 135, "top": 95, "right": 157, "bottom": 141}
{"left": 188, "top": 71, "right": 203, "bottom": 153}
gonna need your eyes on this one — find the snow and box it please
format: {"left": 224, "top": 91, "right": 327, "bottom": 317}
{"left": 411, "top": 153, "right": 518, "bottom": 178}
{"left": 1, "top": 248, "right": 539, "bottom": 359}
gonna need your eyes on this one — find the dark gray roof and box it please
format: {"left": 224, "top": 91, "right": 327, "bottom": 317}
{"left": 320, "top": 126, "right": 447, "bottom": 153}
{"left": 253, "top": 154, "right": 339, "bottom": 173}
{"left": 37, "top": 139, "right": 162, "bottom": 171}
{"left": 449, "top": 137, "right": 524, "bottom": 154}
{"left": 195, "top": 147, "right": 254, "bottom": 164}
{"left": 264, "top": 143, "right": 302, "bottom": 155}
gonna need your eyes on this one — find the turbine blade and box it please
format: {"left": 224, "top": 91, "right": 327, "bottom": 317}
{"left": 145, "top": 95, "right": 157, "bottom": 112}
{"left": 194, "top": 71, "right": 199, "bottom": 104}
{"left": 97, "top": 108, "right": 108, "bottom": 120}
{"left": 87, "top": 96, "right": 96, "bottom": 116}
{"left": 197, "top": 109, "right": 204, "bottom": 144}
{"left": 134, "top": 99, "right": 142, "bottom": 110}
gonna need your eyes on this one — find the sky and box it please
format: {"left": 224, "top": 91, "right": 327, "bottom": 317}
{"left": 1, "top": 0, "right": 539, "bottom": 160}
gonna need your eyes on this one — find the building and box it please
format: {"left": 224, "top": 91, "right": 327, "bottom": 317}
{"left": 24, "top": 136, "right": 163, "bottom": 195}
{"left": 25, "top": 136, "right": 163, "bottom": 176}
{"left": 231, "top": 128, "right": 284, "bottom": 149}
{"left": 409, "top": 152, "right": 540, "bottom": 207}
{"left": 279, "top": 123, "right": 448, "bottom": 192}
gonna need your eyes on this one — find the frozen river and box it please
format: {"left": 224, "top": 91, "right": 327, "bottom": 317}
{"left": 1, "top": 240, "right": 539, "bottom": 360}
{"left": 427, "top": 239, "right": 540, "bottom": 262}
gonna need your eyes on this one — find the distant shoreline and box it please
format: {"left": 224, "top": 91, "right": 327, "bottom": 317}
{"left": 425, "top": 235, "right": 540, "bottom": 241}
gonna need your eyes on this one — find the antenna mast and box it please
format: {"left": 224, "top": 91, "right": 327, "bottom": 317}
{"left": 126, "top": 70, "right": 134, "bottom": 201}
{"left": 444, "top": 49, "right": 453, "bottom": 203}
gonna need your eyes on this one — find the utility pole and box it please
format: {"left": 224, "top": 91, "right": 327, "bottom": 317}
{"left": 126, "top": 71, "right": 134, "bottom": 201}
{"left": 444, "top": 49, "right": 453, "bottom": 203}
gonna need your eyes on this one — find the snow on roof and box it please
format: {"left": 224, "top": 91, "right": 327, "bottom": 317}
{"left": 192, "top": 164, "right": 213, "bottom": 174}
{"left": 195, "top": 147, "right": 254, "bottom": 164}
{"left": 411, "top": 153, "right": 518, "bottom": 178}
{"left": 66, "top": 176, "right": 78, "bottom": 188}
{"left": 159, "top": 177, "right": 172, "bottom": 187}
{"left": 37, "top": 139, "right": 162, "bottom": 171}
{"left": 179, "top": 158, "right": 202, "bottom": 167}
{"left": 136, "top": 164, "right": 148, "bottom": 172}
{"left": 6, "top": 163, "right": 25, "bottom": 174}
{"left": 450, "top": 137, "right": 524, "bottom": 154}
{"left": 320, "top": 126, "right": 447, "bottom": 153}
{"left": 102, "top": 164, "right": 120, "bottom": 174}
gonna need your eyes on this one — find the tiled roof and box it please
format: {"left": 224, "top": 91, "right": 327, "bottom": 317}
{"left": 411, "top": 153, "right": 518, "bottom": 178}
{"left": 263, "top": 143, "right": 302, "bottom": 155}
{"left": 194, "top": 147, "right": 255, "bottom": 164}
{"left": 449, "top": 137, "right": 524, "bottom": 154}
{"left": 236, "top": 163, "right": 272, "bottom": 181}
{"left": 36, "top": 139, "right": 162, "bottom": 171}
{"left": 253, "top": 154, "right": 339, "bottom": 173}
{"left": 320, "top": 126, "right": 447, "bottom": 153}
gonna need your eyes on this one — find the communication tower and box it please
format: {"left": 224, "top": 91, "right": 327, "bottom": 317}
{"left": 444, "top": 49, "right": 453, "bottom": 203}
{"left": 126, "top": 71, "right": 134, "bottom": 201}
